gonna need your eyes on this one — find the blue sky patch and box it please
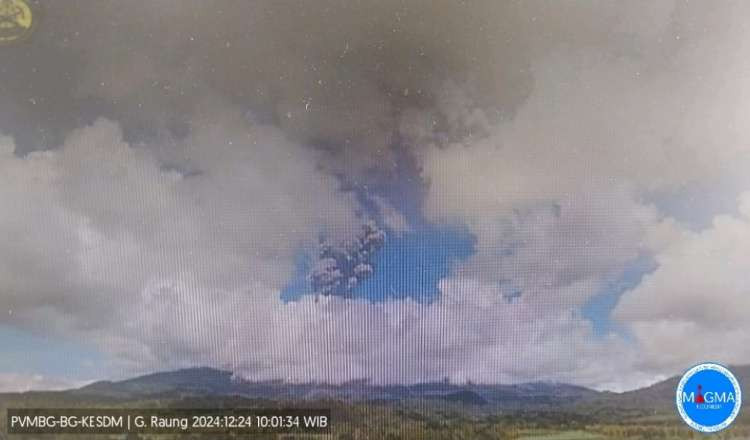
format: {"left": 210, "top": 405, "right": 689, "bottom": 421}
{"left": 353, "top": 224, "right": 475, "bottom": 302}
{"left": 0, "top": 325, "right": 104, "bottom": 380}
{"left": 582, "top": 255, "right": 657, "bottom": 337}
{"left": 281, "top": 224, "right": 475, "bottom": 303}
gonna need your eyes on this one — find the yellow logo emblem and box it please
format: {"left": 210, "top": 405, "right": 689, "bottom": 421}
{"left": 0, "top": 0, "right": 34, "bottom": 45}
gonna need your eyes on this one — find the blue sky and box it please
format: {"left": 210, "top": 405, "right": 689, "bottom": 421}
{"left": 281, "top": 218, "right": 657, "bottom": 334}
{"left": 0, "top": 325, "right": 104, "bottom": 381}
{"left": 282, "top": 150, "right": 477, "bottom": 303}
{"left": 282, "top": 224, "right": 475, "bottom": 303}
{"left": 582, "top": 255, "right": 657, "bottom": 337}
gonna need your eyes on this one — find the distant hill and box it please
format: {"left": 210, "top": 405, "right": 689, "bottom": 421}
{"left": 77, "top": 367, "right": 238, "bottom": 397}
{"left": 611, "top": 364, "right": 747, "bottom": 407}
{"left": 73, "top": 367, "right": 596, "bottom": 408}
{"left": 573, "top": 364, "right": 750, "bottom": 420}
{"left": 45, "top": 364, "right": 750, "bottom": 411}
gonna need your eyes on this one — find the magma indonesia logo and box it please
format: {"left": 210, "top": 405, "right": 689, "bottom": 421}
{"left": 676, "top": 363, "right": 742, "bottom": 433}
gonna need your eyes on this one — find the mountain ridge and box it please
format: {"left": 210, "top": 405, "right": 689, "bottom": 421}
{"left": 12, "top": 364, "right": 748, "bottom": 411}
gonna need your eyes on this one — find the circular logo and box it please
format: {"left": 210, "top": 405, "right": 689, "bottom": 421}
{"left": 676, "top": 363, "right": 742, "bottom": 433}
{"left": 0, "top": 0, "right": 34, "bottom": 45}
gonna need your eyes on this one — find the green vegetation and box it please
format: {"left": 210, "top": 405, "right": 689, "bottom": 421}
{"left": 1, "top": 392, "right": 748, "bottom": 440}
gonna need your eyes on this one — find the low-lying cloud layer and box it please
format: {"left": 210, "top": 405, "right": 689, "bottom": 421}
{"left": 1, "top": 1, "right": 749, "bottom": 391}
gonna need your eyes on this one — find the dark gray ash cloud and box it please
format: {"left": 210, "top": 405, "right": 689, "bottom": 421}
{"left": 4, "top": 1, "right": 659, "bottom": 161}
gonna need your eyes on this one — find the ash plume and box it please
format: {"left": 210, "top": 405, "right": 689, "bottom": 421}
{"left": 310, "top": 222, "right": 385, "bottom": 298}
